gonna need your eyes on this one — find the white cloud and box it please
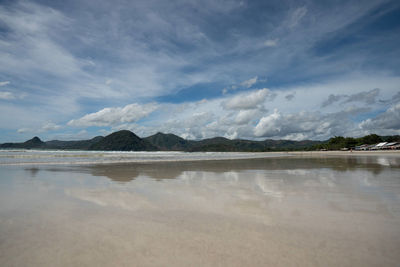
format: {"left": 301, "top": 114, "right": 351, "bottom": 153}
{"left": 41, "top": 122, "right": 62, "bottom": 132}
{"left": 0, "top": 81, "right": 10, "bottom": 86}
{"left": 264, "top": 39, "right": 279, "bottom": 47}
{"left": 0, "top": 92, "right": 15, "bottom": 100}
{"left": 235, "top": 109, "right": 262, "bottom": 125}
{"left": 240, "top": 76, "right": 258, "bottom": 88}
{"left": 68, "top": 103, "right": 158, "bottom": 127}
{"left": 359, "top": 103, "right": 400, "bottom": 131}
{"left": 254, "top": 107, "right": 368, "bottom": 140}
{"left": 74, "top": 73, "right": 400, "bottom": 141}
{"left": 162, "top": 112, "right": 216, "bottom": 140}
{"left": 16, "top": 122, "right": 61, "bottom": 134}
{"left": 1, "top": 1, "right": 399, "bottom": 142}
{"left": 58, "top": 74, "right": 400, "bottom": 141}
{"left": 17, "top": 128, "right": 31, "bottom": 134}
{"left": 223, "top": 88, "right": 275, "bottom": 110}
{"left": 0, "top": 2, "right": 81, "bottom": 78}
{"left": 254, "top": 109, "right": 282, "bottom": 137}
{"left": 287, "top": 7, "right": 307, "bottom": 29}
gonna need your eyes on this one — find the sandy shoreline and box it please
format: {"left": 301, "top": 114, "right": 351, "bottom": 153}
{"left": 287, "top": 150, "right": 400, "bottom": 156}
{"left": 0, "top": 150, "right": 399, "bottom": 167}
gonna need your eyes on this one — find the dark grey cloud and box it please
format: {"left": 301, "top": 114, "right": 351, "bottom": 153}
{"left": 321, "top": 88, "right": 380, "bottom": 107}
{"left": 285, "top": 92, "right": 295, "bottom": 101}
{"left": 379, "top": 91, "right": 400, "bottom": 104}
{"left": 344, "top": 88, "right": 380, "bottom": 104}
{"left": 321, "top": 94, "right": 347, "bottom": 107}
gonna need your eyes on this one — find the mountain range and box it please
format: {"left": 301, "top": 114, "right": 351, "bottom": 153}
{"left": 0, "top": 130, "right": 322, "bottom": 151}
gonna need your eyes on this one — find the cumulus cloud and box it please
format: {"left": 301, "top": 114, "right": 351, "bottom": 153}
{"left": 60, "top": 75, "right": 399, "bottom": 141}
{"left": 16, "top": 122, "right": 61, "bottom": 134}
{"left": 68, "top": 103, "right": 158, "bottom": 127}
{"left": 159, "top": 111, "right": 216, "bottom": 140}
{"left": 254, "top": 107, "right": 369, "bottom": 140}
{"left": 80, "top": 82, "right": 390, "bottom": 141}
{"left": 222, "top": 88, "right": 275, "bottom": 110}
{"left": 359, "top": 103, "right": 400, "bottom": 131}
{"left": 240, "top": 76, "right": 258, "bottom": 88}
{"left": 41, "top": 122, "right": 62, "bottom": 131}
{"left": 254, "top": 109, "right": 283, "bottom": 137}
{"left": 235, "top": 109, "right": 263, "bottom": 125}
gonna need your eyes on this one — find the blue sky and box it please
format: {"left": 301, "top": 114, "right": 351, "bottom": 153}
{"left": 0, "top": 0, "right": 399, "bottom": 142}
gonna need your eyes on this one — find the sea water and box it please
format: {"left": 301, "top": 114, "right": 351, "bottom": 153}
{"left": 0, "top": 149, "right": 290, "bottom": 165}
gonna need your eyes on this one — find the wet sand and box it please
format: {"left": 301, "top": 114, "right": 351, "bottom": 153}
{"left": 0, "top": 155, "right": 400, "bottom": 266}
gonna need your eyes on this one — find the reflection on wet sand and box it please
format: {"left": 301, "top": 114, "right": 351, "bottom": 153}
{"left": 0, "top": 155, "right": 399, "bottom": 266}
{"left": 62, "top": 155, "right": 400, "bottom": 182}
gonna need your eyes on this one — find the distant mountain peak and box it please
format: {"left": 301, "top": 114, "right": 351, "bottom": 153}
{"left": 144, "top": 132, "right": 188, "bottom": 151}
{"left": 89, "top": 130, "right": 156, "bottom": 151}
{"left": 24, "top": 136, "right": 44, "bottom": 145}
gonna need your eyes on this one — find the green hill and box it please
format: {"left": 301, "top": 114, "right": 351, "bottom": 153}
{"left": 45, "top": 136, "right": 104, "bottom": 150}
{"left": 187, "top": 137, "right": 320, "bottom": 152}
{"left": 1, "top": 131, "right": 398, "bottom": 152}
{"left": 0, "top": 136, "right": 45, "bottom": 149}
{"left": 144, "top": 132, "right": 189, "bottom": 151}
{"left": 89, "top": 130, "right": 157, "bottom": 151}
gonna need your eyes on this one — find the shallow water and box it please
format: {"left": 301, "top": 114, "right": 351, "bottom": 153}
{"left": 0, "top": 154, "right": 400, "bottom": 266}
{"left": 0, "top": 150, "right": 288, "bottom": 165}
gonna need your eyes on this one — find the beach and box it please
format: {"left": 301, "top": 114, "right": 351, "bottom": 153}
{"left": 0, "top": 151, "right": 400, "bottom": 266}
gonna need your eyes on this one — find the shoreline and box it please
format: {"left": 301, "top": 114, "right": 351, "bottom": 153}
{"left": 0, "top": 150, "right": 399, "bottom": 167}
{"left": 287, "top": 150, "right": 400, "bottom": 156}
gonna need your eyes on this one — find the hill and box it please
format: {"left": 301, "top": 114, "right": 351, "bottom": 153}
{"left": 186, "top": 137, "right": 321, "bottom": 152}
{"left": 0, "top": 136, "right": 104, "bottom": 150}
{"left": 89, "top": 130, "right": 157, "bottom": 151}
{"left": 143, "top": 132, "right": 190, "bottom": 151}
{"left": 45, "top": 136, "right": 104, "bottom": 150}
{"left": 0, "top": 136, "right": 45, "bottom": 149}
{"left": 1, "top": 131, "right": 398, "bottom": 152}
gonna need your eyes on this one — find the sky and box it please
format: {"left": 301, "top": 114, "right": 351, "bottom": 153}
{"left": 0, "top": 0, "right": 399, "bottom": 142}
